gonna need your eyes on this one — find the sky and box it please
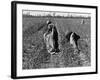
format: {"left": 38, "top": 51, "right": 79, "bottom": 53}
{"left": 23, "top": 10, "right": 90, "bottom": 17}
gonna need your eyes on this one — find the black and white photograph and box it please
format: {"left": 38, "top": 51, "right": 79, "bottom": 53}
{"left": 22, "top": 10, "right": 91, "bottom": 69}
{"left": 11, "top": 1, "right": 97, "bottom": 79}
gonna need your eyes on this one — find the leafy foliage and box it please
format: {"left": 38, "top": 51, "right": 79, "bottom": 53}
{"left": 23, "top": 16, "right": 91, "bottom": 69}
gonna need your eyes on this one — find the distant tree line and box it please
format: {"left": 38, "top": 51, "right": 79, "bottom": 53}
{"left": 23, "top": 14, "right": 91, "bottom": 19}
